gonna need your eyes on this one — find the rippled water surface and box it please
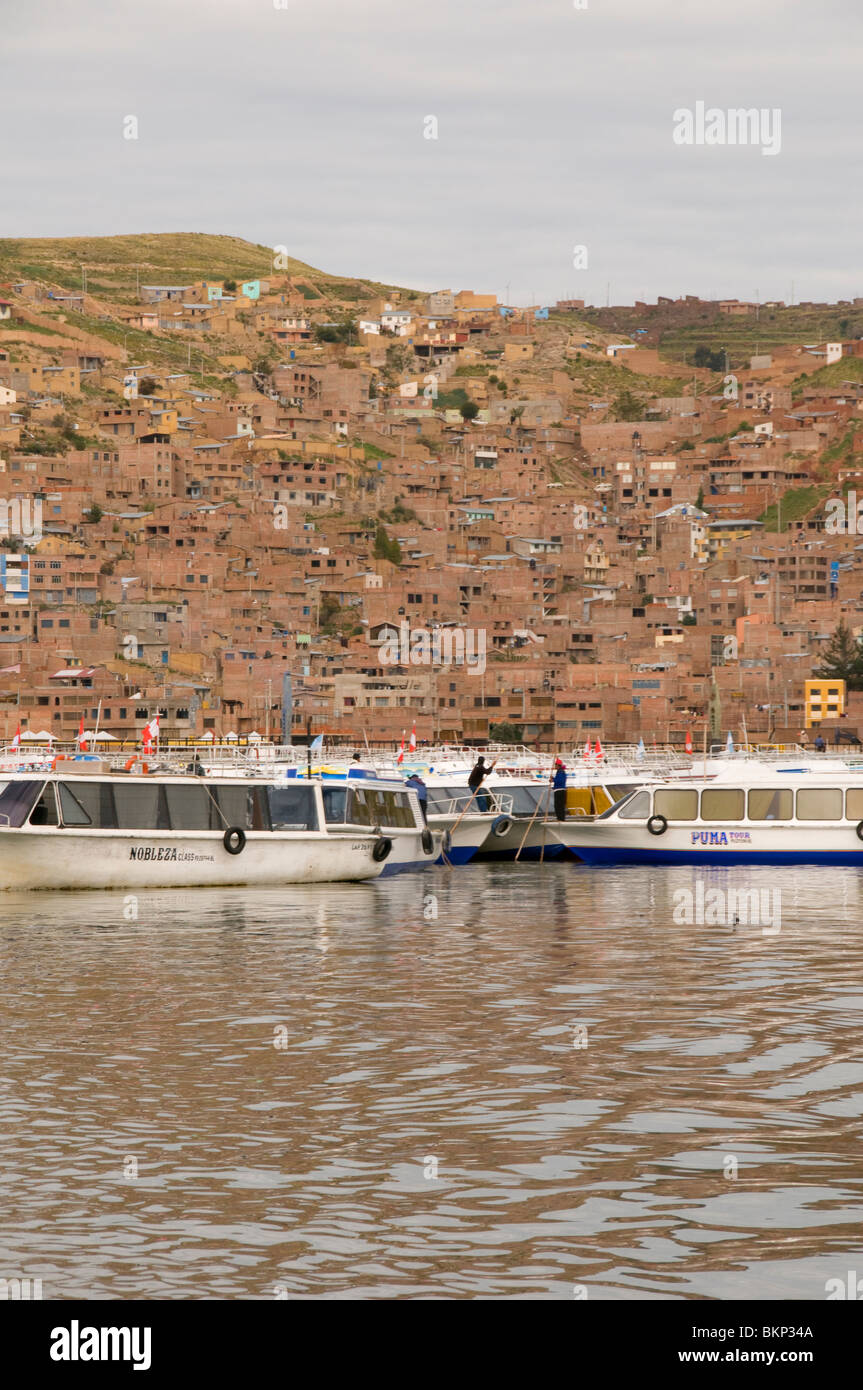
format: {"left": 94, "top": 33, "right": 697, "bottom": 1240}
{"left": 3, "top": 862, "right": 863, "bottom": 1299}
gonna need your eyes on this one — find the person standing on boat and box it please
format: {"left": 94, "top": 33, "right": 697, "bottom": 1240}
{"left": 468, "top": 756, "right": 491, "bottom": 812}
{"left": 814, "top": 733, "right": 826, "bottom": 753}
{"left": 405, "top": 772, "right": 428, "bottom": 822}
{"left": 551, "top": 758, "right": 568, "bottom": 820}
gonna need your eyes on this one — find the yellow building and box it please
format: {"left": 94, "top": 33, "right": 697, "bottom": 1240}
{"left": 805, "top": 678, "right": 846, "bottom": 728}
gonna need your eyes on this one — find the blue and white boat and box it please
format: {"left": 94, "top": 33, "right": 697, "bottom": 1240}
{"left": 286, "top": 771, "right": 443, "bottom": 875}
{"left": 557, "top": 766, "right": 863, "bottom": 866}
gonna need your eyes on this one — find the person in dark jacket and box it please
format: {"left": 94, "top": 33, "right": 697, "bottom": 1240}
{"left": 468, "top": 756, "right": 490, "bottom": 812}
{"left": 405, "top": 772, "right": 428, "bottom": 822}
{"left": 551, "top": 759, "right": 568, "bottom": 820}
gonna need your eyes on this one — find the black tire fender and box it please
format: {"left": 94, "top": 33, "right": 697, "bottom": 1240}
{"left": 421, "top": 827, "right": 434, "bottom": 855}
{"left": 372, "top": 836, "right": 392, "bottom": 863}
{"left": 491, "top": 814, "right": 513, "bottom": 838}
{"left": 223, "top": 827, "right": 246, "bottom": 855}
{"left": 647, "top": 814, "right": 668, "bottom": 837}
{"left": 856, "top": 821, "right": 863, "bottom": 842}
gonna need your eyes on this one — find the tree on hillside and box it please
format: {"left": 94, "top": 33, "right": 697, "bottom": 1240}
{"left": 693, "top": 345, "right": 725, "bottom": 372}
{"left": 373, "top": 525, "right": 402, "bottom": 565}
{"left": 609, "top": 389, "right": 645, "bottom": 422}
{"left": 460, "top": 401, "right": 480, "bottom": 422}
{"left": 814, "top": 619, "right": 863, "bottom": 690}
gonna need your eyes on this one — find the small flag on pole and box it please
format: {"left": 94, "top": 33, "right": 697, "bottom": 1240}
{"left": 409, "top": 721, "right": 417, "bottom": 752}
{"left": 397, "top": 731, "right": 405, "bottom": 765}
{"left": 77, "top": 715, "right": 87, "bottom": 751}
{"left": 10, "top": 722, "right": 20, "bottom": 751}
{"left": 594, "top": 738, "right": 603, "bottom": 762}
{"left": 309, "top": 733, "right": 323, "bottom": 752}
{"left": 636, "top": 737, "right": 645, "bottom": 761}
{"left": 685, "top": 729, "right": 693, "bottom": 755}
{"left": 726, "top": 730, "right": 734, "bottom": 753}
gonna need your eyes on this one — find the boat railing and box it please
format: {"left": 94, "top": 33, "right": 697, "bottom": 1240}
{"left": 432, "top": 790, "right": 514, "bottom": 817}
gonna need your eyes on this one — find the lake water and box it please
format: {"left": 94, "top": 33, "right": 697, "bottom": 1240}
{"left": 2, "top": 861, "right": 863, "bottom": 1300}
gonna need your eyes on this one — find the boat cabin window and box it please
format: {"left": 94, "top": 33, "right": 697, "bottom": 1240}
{"left": 654, "top": 788, "right": 698, "bottom": 821}
{"left": 796, "top": 788, "right": 843, "bottom": 821}
{"left": 268, "top": 784, "right": 318, "bottom": 831}
{"left": 846, "top": 789, "right": 863, "bottom": 821}
{"left": 349, "top": 786, "right": 416, "bottom": 828}
{"left": 748, "top": 788, "right": 792, "bottom": 821}
{"left": 616, "top": 789, "right": 651, "bottom": 819}
{"left": 321, "top": 787, "right": 348, "bottom": 823}
{"left": 0, "top": 779, "right": 43, "bottom": 827}
{"left": 700, "top": 788, "right": 745, "bottom": 821}
{"left": 30, "top": 783, "right": 59, "bottom": 826}
{"left": 113, "top": 782, "right": 170, "bottom": 830}
{"left": 164, "top": 783, "right": 217, "bottom": 831}
{"left": 208, "top": 784, "right": 268, "bottom": 832}
{"left": 58, "top": 780, "right": 117, "bottom": 828}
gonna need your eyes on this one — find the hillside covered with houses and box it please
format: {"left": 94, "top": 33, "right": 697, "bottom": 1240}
{"left": 1, "top": 233, "right": 863, "bottom": 749}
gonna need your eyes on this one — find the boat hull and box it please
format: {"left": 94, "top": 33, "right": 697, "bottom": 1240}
{"left": 328, "top": 825, "right": 441, "bottom": 875}
{"left": 557, "top": 821, "right": 863, "bottom": 867}
{"left": 0, "top": 828, "right": 385, "bottom": 891}
{"left": 475, "top": 818, "right": 568, "bottom": 860}
{"left": 428, "top": 813, "right": 489, "bottom": 866}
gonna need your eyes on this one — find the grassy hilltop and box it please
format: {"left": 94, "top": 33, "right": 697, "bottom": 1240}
{"left": 0, "top": 232, "right": 423, "bottom": 304}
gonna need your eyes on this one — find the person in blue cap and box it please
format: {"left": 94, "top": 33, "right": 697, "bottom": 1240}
{"left": 405, "top": 772, "right": 428, "bottom": 823}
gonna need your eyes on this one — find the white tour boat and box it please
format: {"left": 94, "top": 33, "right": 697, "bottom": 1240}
{"left": 556, "top": 765, "right": 863, "bottom": 866}
{"left": 0, "top": 770, "right": 400, "bottom": 890}
{"left": 307, "top": 772, "right": 444, "bottom": 875}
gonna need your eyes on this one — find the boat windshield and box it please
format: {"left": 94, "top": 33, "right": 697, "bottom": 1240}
{"left": 426, "top": 784, "right": 471, "bottom": 813}
{"left": 0, "top": 779, "right": 43, "bottom": 827}
{"left": 508, "top": 785, "right": 545, "bottom": 816}
{"left": 267, "top": 784, "right": 319, "bottom": 831}
{"left": 321, "top": 787, "right": 348, "bottom": 823}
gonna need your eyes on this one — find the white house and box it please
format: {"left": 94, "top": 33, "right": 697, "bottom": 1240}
{"left": 380, "top": 308, "right": 413, "bottom": 335}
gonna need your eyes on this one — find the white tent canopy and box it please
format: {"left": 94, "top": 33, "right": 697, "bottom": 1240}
{"left": 20, "top": 730, "right": 56, "bottom": 741}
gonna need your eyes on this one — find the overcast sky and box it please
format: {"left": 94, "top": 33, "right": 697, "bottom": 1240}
{"left": 2, "top": 0, "right": 858, "bottom": 306}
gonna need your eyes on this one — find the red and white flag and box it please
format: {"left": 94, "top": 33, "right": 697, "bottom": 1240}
{"left": 142, "top": 714, "right": 159, "bottom": 751}
{"left": 10, "top": 722, "right": 20, "bottom": 751}
{"left": 409, "top": 721, "right": 417, "bottom": 752}
{"left": 583, "top": 739, "right": 591, "bottom": 762}
{"left": 77, "top": 715, "right": 87, "bottom": 750}
{"left": 685, "top": 728, "right": 693, "bottom": 755}
{"left": 594, "top": 738, "right": 603, "bottom": 762}
{"left": 396, "top": 731, "right": 405, "bottom": 765}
